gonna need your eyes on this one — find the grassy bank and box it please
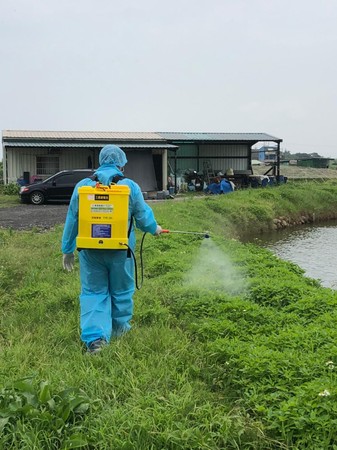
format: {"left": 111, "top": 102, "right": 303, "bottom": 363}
{"left": 1, "top": 181, "right": 337, "bottom": 449}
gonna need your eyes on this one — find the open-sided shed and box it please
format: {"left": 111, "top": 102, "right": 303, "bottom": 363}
{"left": 158, "top": 132, "right": 283, "bottom": 187}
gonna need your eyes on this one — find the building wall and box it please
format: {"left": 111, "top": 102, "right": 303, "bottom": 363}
{"left": 199, "top": 143, "right": 249, "bottom": 172}
{"left": 257, "top": 146, "right": 277, "bottom": 162}
{"left": 170, "top": 143, "right": 250, "bottom": 175}
{"left": 5, "top": 146, "right": 163, "bottom": 190}
{"left": 5, "top": 147, "right": 95, "bottom": 183}
{"left": 171, "top": 144, "right": 198, "bottom": 173}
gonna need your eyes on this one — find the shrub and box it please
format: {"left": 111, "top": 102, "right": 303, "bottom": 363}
{"left": 3, "top": 183, "right": 20, "bottom": 195}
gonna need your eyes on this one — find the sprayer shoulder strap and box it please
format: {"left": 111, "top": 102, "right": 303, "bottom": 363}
{"left": 88, "top": 174, "right": 125, "bottom": 184}
{"left": 111, "top": 175, "right": 125, "bottom": 184}
{"left": 89, "top": 173, "right": 133, "bottom": 236}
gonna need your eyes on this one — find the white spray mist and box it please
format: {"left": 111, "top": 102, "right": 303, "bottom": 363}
{"left": 183, "top": 238, "right": 247, "bottom": 295}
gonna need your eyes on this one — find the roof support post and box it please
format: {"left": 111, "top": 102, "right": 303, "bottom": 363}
{"left": 248, "top": 144, "right": 252, "bottom": 171}
{"left": 276, "top": 142, "right": 280, "bottom": 180}
{"left": 2, "top": 144, "right": 7, "bottom": 184}
{"left": 162, "top": 149, "right": 168, "bottom": 191}
{"left": 174, "top": 150, "right": 177, "bottom": 193}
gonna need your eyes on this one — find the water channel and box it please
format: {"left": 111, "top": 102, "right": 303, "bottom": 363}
{"left": 249, "top": 220, "right": 337, "bottom": 290}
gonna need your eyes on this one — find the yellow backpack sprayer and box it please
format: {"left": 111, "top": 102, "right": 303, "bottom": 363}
{"left": 76, "top": 183, "right": 130, "bottom": 250}
{"left": 76, "top": 181, "right": 210, "bottom": 289}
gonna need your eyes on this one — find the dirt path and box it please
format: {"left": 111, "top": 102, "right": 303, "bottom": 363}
{"left": 0, "top": 204, "right": 69, "bottom": 230}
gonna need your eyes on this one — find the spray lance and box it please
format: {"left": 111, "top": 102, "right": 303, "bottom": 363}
{"left": 161, "top": 229, "right": 211, "bottom": 239}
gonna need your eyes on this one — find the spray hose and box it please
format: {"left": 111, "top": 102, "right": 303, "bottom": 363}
{"left": 120, "top": 232, "right": 148, "bottom": 290}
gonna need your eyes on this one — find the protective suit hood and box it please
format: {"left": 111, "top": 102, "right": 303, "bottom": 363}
{"left": 94, "top": 145, "right": 127, "bottom": 185}
{"left": 99, "top": 145, "right": 128, "bottom": 167}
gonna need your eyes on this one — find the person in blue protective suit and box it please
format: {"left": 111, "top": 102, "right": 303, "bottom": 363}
{"left": 62, "top": 145, "right": 162, "bottom": 354}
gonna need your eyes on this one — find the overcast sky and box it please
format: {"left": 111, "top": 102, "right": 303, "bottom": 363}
{"left": 1, "top": 0, "right": 337, "bottom": 160}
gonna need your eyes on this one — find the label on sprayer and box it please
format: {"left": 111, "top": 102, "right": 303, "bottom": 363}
{"left": 90, "top": 204, "right": 114, "bottom": 213}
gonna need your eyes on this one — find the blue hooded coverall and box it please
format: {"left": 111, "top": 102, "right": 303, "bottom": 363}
{"left": 61, "top": 145, "right": 158, "bottom": 346}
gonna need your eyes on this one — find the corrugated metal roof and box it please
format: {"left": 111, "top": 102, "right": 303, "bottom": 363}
{"left": 120, "top": 144, "right": 178, "bottom": 149}
{"left": 2, "top": 130, "right": 282, "bottom": 144}
{"left": 4, "top": 141, "right": 178, "bottom": 150}
{"left": 2, "top": 130, "right": 164, "bottom": 141}
{"left": 158, "top": 132, "right": 282, "bottom": 142}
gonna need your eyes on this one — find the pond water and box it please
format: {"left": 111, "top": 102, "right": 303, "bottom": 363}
{"left": 250, "top": 220, "right": 337, "bottom": 290}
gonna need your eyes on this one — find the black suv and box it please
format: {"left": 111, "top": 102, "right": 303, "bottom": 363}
{"left": 19, "top": 169, "right": 95, "bottom": 205}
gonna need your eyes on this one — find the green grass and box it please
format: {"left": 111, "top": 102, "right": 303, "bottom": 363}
{"left": 0, "top": 187, "right": 21, "bottom": 207}
{"left": 2, "top": 181, "right": 337, "bottom": 449}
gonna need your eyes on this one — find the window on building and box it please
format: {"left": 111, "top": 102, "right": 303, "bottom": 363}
{"left": 36, "top": 156, "right": 60, "bottom": 176}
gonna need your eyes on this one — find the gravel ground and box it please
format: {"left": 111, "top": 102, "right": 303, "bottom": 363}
{"left": 0, "top": 204, "right": 69, "bottom": 230}
{"left": 0, "top": 197, "right": 176, "bottom": 231}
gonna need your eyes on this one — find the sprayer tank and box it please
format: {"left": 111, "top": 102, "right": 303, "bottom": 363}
{"left": 76, "top": 184, "right": 130, "bottom": 250}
